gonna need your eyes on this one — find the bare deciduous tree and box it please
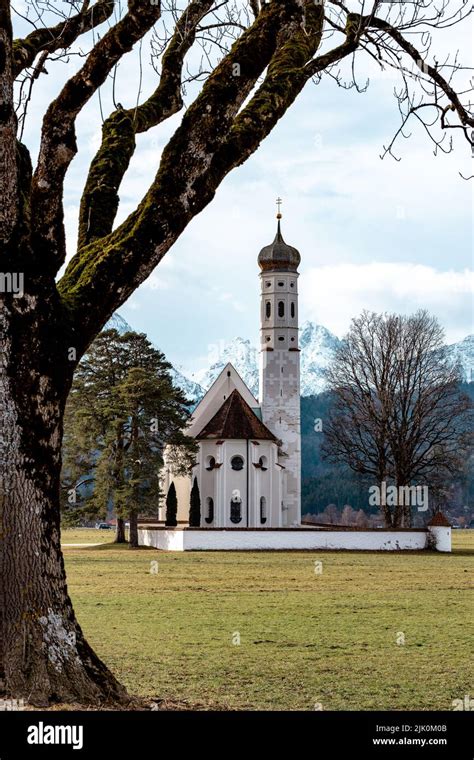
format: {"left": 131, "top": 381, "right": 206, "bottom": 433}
{"left": 0, "top": 0, "right": 472, "bottom": 706}
{"left": 323, "top": 311, "right": 472, "bottom": 528}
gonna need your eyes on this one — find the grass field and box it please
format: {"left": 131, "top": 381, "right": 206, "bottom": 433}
{"left": 62, "top": 529, "right": 473, "bottom": 711}
{"left": 62, "top": 528, "right": 115, "bottom": 544}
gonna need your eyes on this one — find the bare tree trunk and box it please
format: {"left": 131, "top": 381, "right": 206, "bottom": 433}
{"left": 114, "top": 517, "right": 126, "bottom": 544}
{"left": 0, "top": 304, "right": 127, "bottom": 706}
{"left": 129, "top": 510, "right": 139, "bottom": 549}
{"left": 380, "top": 499, "right": 393, "bottom": 529}
{"left": 377, "top": 469, "right": 393, "bottom": 528}
{"left": 402, "top": 494, "right": 413, "bottom": 528}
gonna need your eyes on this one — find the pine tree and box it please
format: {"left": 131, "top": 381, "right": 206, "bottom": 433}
{"left": 165, "top": 483, "right": 178, "bottom": 527}
{"left": 62, "top": 328, "right": 196, "bottom": 543}
{"left": 189, "top": 477, "right": 201, "bottom": 527}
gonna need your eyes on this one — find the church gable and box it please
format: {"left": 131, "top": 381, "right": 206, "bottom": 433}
{"left": 196, "top": 389, "right": 277, "bottom": 442}
{"left": 187, "top": 362, "right": 259, "bottom": 438}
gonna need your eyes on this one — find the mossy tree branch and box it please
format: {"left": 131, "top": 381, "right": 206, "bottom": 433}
{"left": 30, "top": 0, "right": 162, "bottom": 275}
{"left": 12, "top": 0, "right": 116, "bottom": 78}
{"left": 51, "top": 1, "right": 470, "bottom": 356}
{"left": 77, "top": 0, "right": 215, "bottom": 251}
{"left": 58, "top": 0, "right": 325, "bottom": 349}
{"left": 210, "top": 1, "right": 331, "bottom": 177}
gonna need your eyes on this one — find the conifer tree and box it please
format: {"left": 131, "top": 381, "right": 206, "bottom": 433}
{"left": 189, "top": 477, "right": 201, "bottom": 527}
{"left": 165, "top": 482, "right": 178, "bottom": 527}
{"left": 63, "top": 329, "right": 195, "bottom": 543}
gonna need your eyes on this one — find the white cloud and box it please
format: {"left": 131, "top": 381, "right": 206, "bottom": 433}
{"left": 300, "top": 263, "right": 473, "bottom": 343}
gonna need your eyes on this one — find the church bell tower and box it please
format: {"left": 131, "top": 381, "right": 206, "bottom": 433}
{"left": 258, "top": 200, "right": 301, "bottom": 526}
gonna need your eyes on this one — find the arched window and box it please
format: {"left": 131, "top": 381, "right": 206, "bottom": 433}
{"left": 265, "top": 301, "right": 271, "bottom": 319}
{"left": 206, "top": 456, "right": 216, "bottom": 471}
{"left": 205, "top": 497, "right": 214, "bottom": 524}
{"left": 260, "top": 496, "right": 267, "bottom": 524}
{"left": 291, "top": 302, "right": 295, "bottom": 318}
{"left": 231, "top": 455, "right": 244, "bottom": 471}
{"left": 278, "top": 301, "right": 285, "bottom": 318}
{"left": 258, "top": 456, "right": 268, "bottom": 471}
{"left": 230, "top": 496, "right": 242, "bottom": 524}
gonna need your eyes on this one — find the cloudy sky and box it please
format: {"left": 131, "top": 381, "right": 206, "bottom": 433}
{"left": 14, "top": 1, "right": 473, "bottom": 375}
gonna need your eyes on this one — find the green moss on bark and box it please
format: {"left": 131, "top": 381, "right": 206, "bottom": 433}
{"left": 59, "top": 1, "right": 324, "bottom": 349}
{"left": 78, "top": 110, "right": 136, "bottom": 249}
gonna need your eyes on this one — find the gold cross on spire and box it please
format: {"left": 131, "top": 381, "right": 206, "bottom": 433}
{"left": 276, "top": 197, "right": 283, "bottom": 219}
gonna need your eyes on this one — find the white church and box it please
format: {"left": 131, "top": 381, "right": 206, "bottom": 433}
{"left": 141, "top": 204, "right": 451, "bottom": 551}
{"left": 159, "top": 208, "right": 302, "bottom": 529}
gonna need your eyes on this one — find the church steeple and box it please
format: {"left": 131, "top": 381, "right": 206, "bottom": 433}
{"left": 258, "top": 201, "right": 301, "bottom": 273}
{"left": 258, "top": 199, "right": 301, "bottom": 527}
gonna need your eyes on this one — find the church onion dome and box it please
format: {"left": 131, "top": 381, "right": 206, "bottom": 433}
{"left": 196, "top": 389, "right": 277, "bottom": 442}
{"left": 258, "top": 217, "right": 301, "bottom": 273}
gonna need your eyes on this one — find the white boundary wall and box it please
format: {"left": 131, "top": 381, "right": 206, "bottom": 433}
{"left": 138, "top": 526, "right": 451, "bottom": 552}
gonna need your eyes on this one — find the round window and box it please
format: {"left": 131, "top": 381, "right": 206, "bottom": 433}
{"left": 230, "top": 455, "right": 244, "bottom": 471}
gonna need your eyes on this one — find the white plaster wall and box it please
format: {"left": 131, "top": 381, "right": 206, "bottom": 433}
{"left": 220, "top": 440, "right": 249, "bottom": 527}
{"left": 160, "top": 448, "right": 191, "bottom": 522}
{"left": 197, "top": 440, "right": 218, "bottom": 526}
{"left": 138, "top": 528, "right": 443, "bottom": 552}
{"left": 428, "top": 526, "right": 451, "bottom": 552}
{"left": 139, "top": 528, "right": 184, "bottom": 551}
{"left": 249, "top": 439, "right": 280, "bottom": 527}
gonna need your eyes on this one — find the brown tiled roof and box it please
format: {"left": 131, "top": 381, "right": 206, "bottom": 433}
{"left": 427, "top": 512, "right": 451, "bottom": 527}
{"left": 196, "top": 389, "right": 277, "bottom": 442}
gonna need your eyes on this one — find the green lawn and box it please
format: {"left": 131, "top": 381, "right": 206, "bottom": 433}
{"left": 62, "top": 529, "right": 474, "bottom": 711}
{"left": 62, "top": 527, "right": 115, "bottom": 544}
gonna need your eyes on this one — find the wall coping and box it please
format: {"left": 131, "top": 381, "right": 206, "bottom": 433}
{"left": 138, "top": 525, "right": 429, "bottom": 533}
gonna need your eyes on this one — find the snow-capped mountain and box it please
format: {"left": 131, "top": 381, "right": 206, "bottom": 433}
{"left": 183, "top": 322, "right": 341, "bottom": 398}
{"left": 105, "top": 313, "right": 473, "bottom": 399}
{"left": 105, "top": 313, "right": 132, "bottom": 334}
{"left": 192, "top": 337, "right": 259, "bottom": 398}
{"left": 446, "top": 335, "right": 474, "bottom": 384}
{"left": 180, "top": 324, "right": 473, "bottom": 398}
{"left": 299, "top": 322, "right": 342, "bottom": 396}
{"left": 169, "top": 367, "right": 204, "bottom": 403}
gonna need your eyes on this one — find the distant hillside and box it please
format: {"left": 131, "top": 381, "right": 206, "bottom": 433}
{"left": 300, "top": 384, "right": 474, "bottom": 518}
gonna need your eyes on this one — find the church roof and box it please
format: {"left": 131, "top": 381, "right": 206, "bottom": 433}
{"left": 186, "top": 362, "right": 259, "bottom": 439}
{"left": 427, "top": 511, "right": 451, "bottom": 527}
{"left": 195, "top": 389, "right": 277, "bottom": 442}
{"left": 258, "top": 218, "right": 301, "bottom": 273}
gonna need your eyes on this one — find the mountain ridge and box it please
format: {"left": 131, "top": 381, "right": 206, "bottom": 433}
{"left": 105, "top": 314, "right": 473, "bottom": 400}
